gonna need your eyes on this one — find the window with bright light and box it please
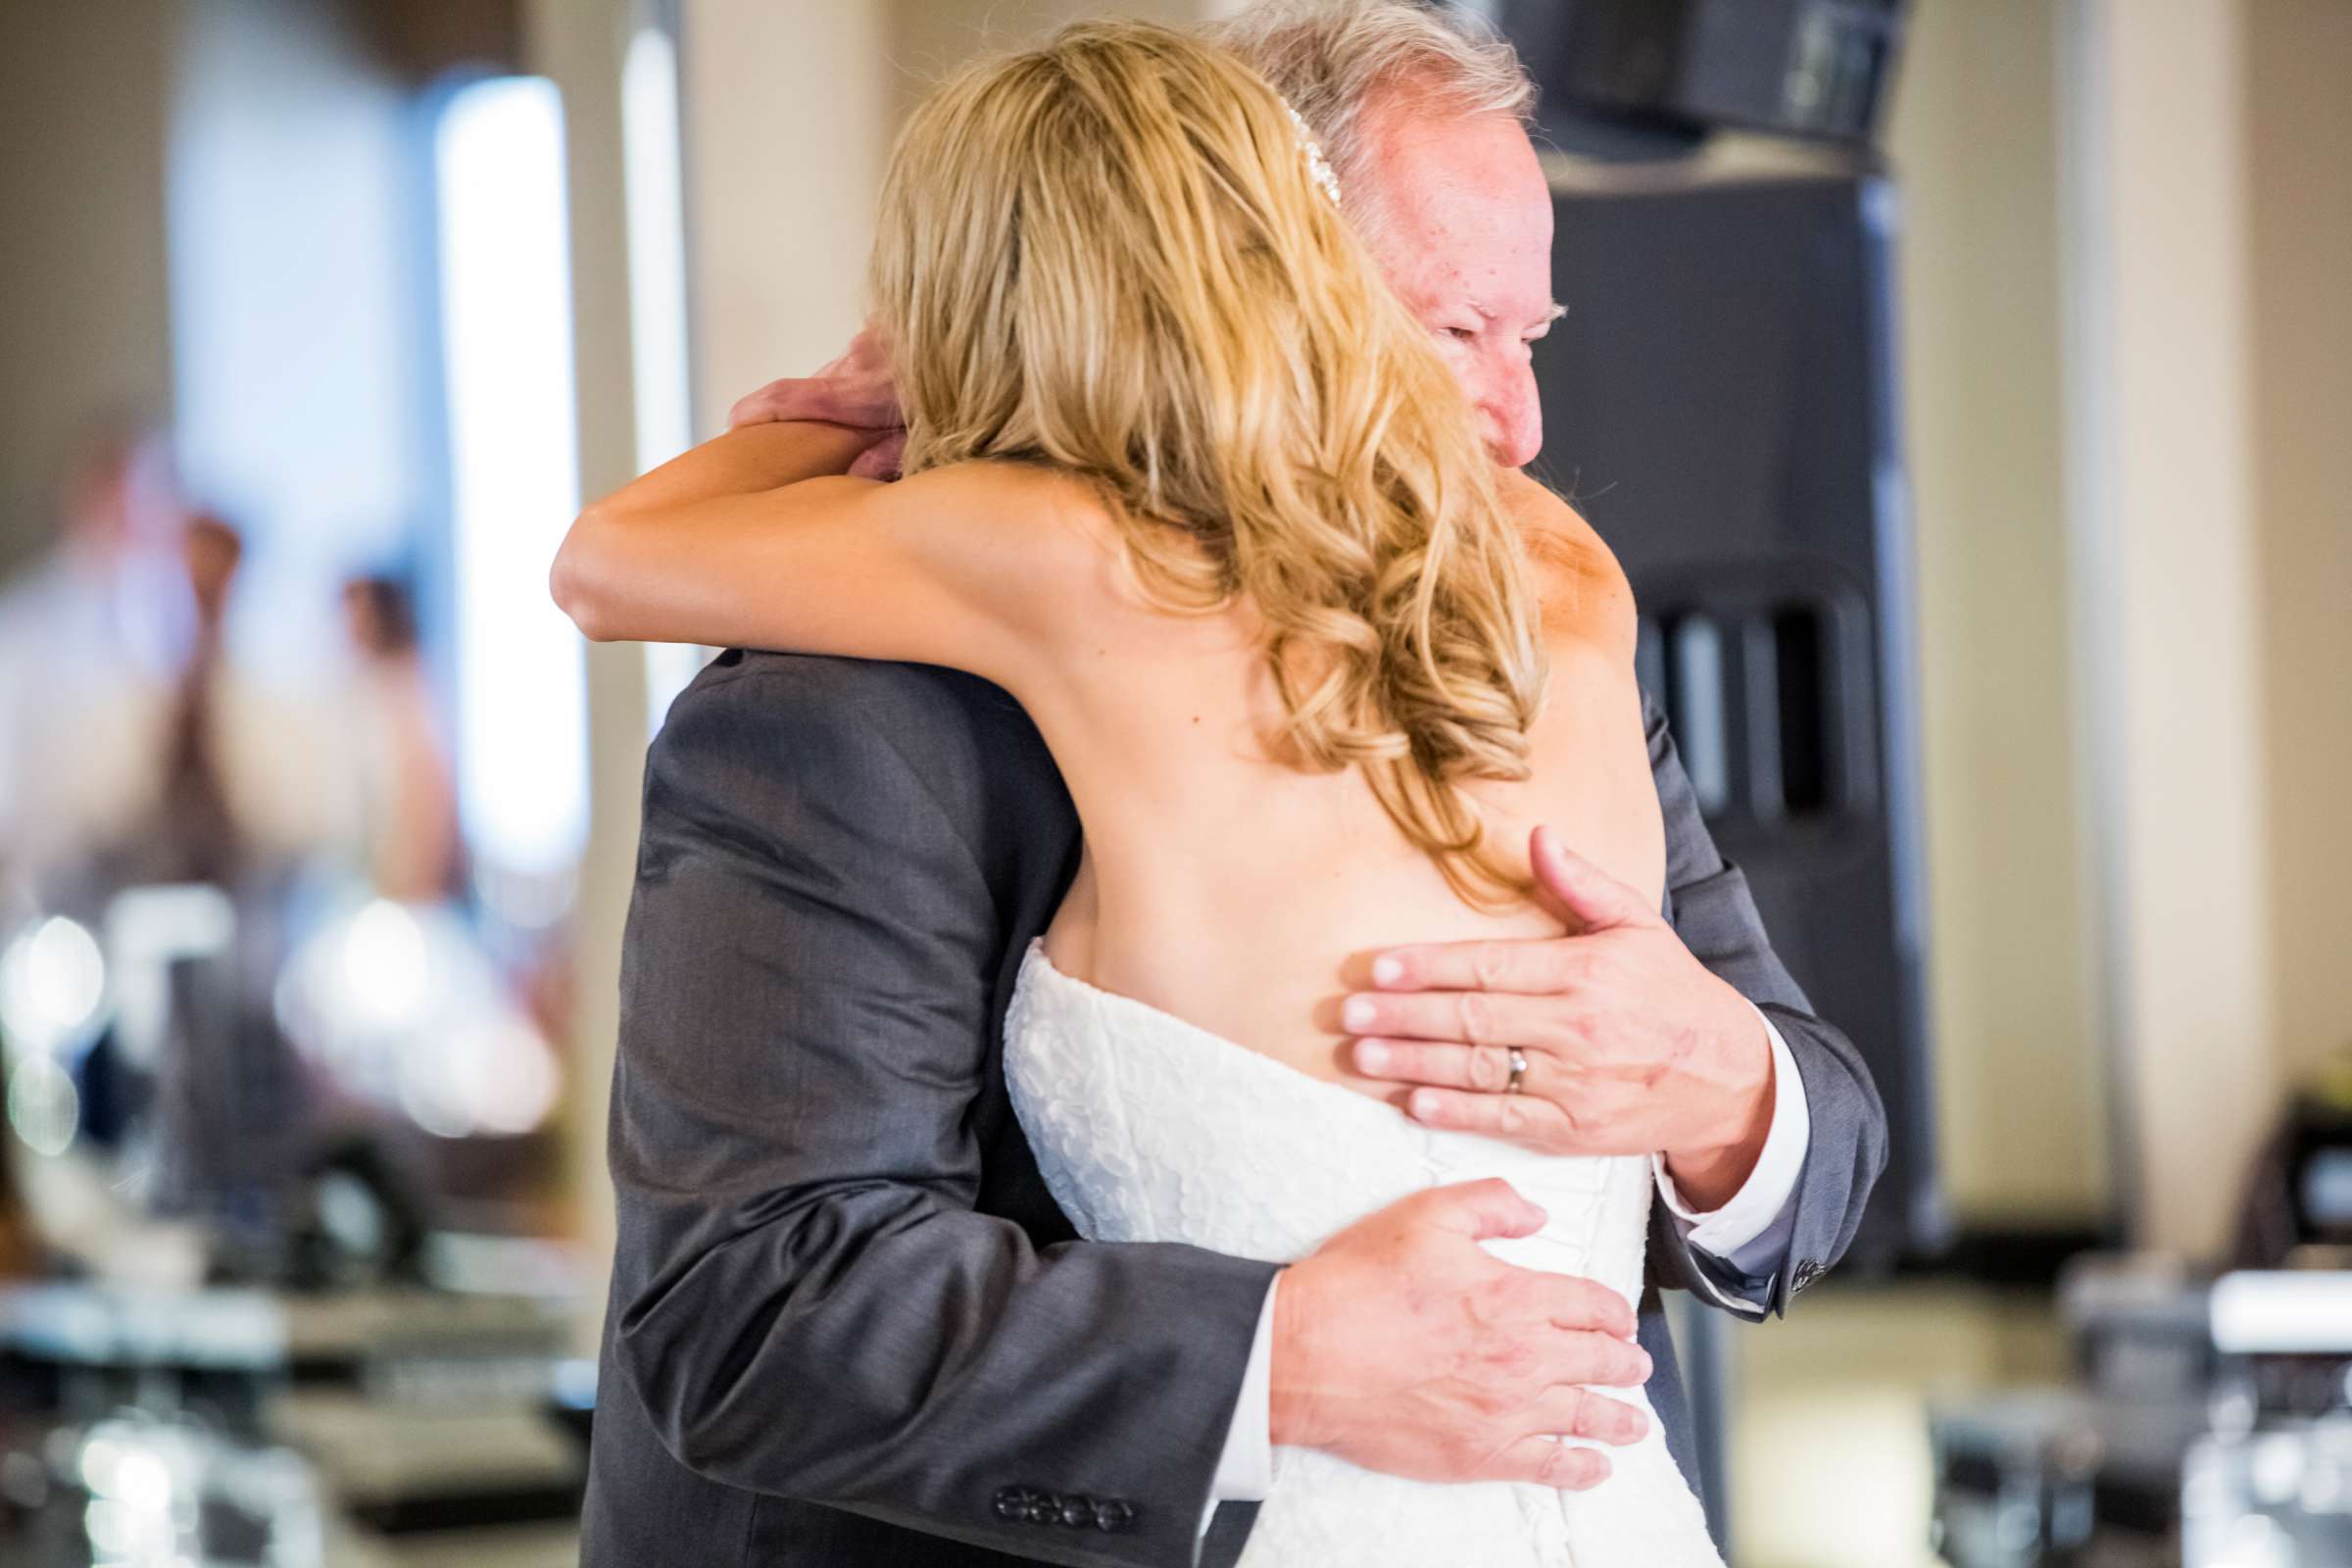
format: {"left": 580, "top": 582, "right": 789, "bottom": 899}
{"left": 433, "top": 77, "right": 589, "bottom": 889}
{"left": 624, "top": 26, "right": 693, "bottom": 476}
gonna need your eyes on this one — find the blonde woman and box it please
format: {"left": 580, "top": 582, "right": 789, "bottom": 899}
{"left": 558, "top": 21, "right": 1728, "bottom": 1568}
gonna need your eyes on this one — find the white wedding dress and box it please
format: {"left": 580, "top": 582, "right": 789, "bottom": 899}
{"left": 1004, "top": 942, "right": 1727, "bottom": 1568}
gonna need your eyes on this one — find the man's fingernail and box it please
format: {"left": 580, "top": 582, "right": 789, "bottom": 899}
{"left": 1371, "top": 955, "right": 1402, "bottom": 986}
{"left": 1355, "top": 1040, "right": 1388, "bottom": 1071}
{"left": 1342, "top": 997, "right": 1376, "bottom": 1031}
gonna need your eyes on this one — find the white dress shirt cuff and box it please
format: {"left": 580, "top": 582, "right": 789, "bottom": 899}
{"left": 1202, "top": 1276, "right": 1279, "bottom": 1534}
{"left": 1652, "top": 1006, "right": 1810, "bottom": 1265}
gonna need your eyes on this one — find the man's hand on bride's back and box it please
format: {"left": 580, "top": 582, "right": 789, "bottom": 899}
{"left": 728, "top": 324, "right": 906, "bottom": 479}
{"left": 1345, "top": 825, "right": 1779, "bottom": 1213}
{"left": 1270, "top": 1178, "right": 1651, "bottom": 1491}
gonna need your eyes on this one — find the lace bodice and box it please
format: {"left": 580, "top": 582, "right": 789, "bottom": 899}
{"left": 1004, "top": 942, "right": 1725, "bottom": 1568}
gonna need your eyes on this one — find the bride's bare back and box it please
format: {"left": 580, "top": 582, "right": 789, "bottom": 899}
{"left": 1014, "top": 468, "right": 1664, "bottom": 1092}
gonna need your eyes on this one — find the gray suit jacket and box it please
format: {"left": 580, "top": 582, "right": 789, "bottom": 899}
{"left": 581, "top": 652, "right": 1886, "bottom": 1568}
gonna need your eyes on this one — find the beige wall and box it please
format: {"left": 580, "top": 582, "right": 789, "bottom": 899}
{"left": 1730, "top": 3, "right": 2352, "bottom": 1550}
{"left": 1730, "top": 1283, "right": 2069, "bottom": 1568}
{"left": 1886, "top": 0, "right": 2108, "bottom": 1225}
{"left": 0, "top": 1, "right": 175, "bottom": 572}
{"left": 678, "top": 1, "right": 895, "bottom": 422}
{"left": 1870, "top": 0, "right": 2352, "bottom": 1244}
{"left": 2246, "top": 0, "right": 2352, "bottom": 1085}
{"left": 2066, "top": 0, "right": 2281, "bottom": 1258}
{"left": 677, "top": 0, "right": 1210, "bottom": 425}
{"left": 887, "top": 0, "right": 1210, "bottom": 120}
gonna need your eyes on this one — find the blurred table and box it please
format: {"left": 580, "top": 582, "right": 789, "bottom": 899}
{"left": 0, "top": 1279, "right": 589, "bottom": 1567}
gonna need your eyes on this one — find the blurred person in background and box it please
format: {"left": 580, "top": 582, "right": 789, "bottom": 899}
{"left": 339, "top": 574, "right": 462, "bottom": 905}
{"left": 0, "top": 419, "right": 193, "bottom": 901}
{"left": 76, "top": 508, "right": 365, "bottom": 898}
{"left": 563, "top": 5, "right": 1881, "bottom": 1567}
{"left": 154, "top": 513, "right": 247, "bottom": 886}
{"left": 0, "top": 429, "right": 367, "bottom": 906}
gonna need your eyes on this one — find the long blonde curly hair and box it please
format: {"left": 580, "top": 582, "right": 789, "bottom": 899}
{"left": 872, "top": 21, "right": 1546, "bottom": 908}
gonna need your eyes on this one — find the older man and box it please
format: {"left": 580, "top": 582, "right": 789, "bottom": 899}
{"left": 580, "top": 4, "right": 1885, "bottom": 1566}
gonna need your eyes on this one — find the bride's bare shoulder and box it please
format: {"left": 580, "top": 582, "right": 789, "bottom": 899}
{"left": 886, "top": 459, "right": 1131, "bottom": 589}
{"left": 1499, "top": 471, "right": 1639, "bottom": 660}
{"left": 899, "top": 459, "right": 1114, "bottom": 539}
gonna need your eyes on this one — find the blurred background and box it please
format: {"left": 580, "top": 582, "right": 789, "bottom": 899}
{"left": 0, "top": 1, "right": 2345, "bottom": 1564}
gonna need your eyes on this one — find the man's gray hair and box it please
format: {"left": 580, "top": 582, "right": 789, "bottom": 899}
{"left": 1210, "top": 1, "right": 1537, "bottom": 210}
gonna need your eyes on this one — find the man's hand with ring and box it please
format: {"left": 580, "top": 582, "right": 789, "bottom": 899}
{"left": 1343, "top": 825, "right": 1778, "bottom": 1211}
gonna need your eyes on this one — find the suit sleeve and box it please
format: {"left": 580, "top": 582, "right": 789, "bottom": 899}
{"left": 1640, "top": 691, "right": 1889, "bottom": 1318}
{"left": 605, "top": 661, "right": 1278, "bottom": 1568}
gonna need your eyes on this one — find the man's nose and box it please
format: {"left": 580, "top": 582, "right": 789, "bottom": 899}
{"left": 1476, "top": 361, "right": 1543, "bottom": 469}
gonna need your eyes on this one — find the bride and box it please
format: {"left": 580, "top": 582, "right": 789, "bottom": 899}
{"left": 554, "top": 21, "right": 1722, "bottom": 1568}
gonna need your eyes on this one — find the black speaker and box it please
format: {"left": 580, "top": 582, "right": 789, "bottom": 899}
{"left": 1475, "top": 0, "right": 1909, "bottom": 150}
{"left": 1534, "top": 171, "right": 1944, "bottom": 1265}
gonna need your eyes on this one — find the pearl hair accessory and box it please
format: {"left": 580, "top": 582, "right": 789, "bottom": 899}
{"left": 1282, "top": 101, "right": 1344, "bottom": 206}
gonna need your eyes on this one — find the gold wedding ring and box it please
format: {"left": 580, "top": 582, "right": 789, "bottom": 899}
{"left": 1504, "top": 1047, "right": 1528, "bottom": 1095}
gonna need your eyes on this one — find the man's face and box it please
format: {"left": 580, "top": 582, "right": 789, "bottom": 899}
{"left": 1352, "top": 97, "right": 1556, "bottom": 469}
